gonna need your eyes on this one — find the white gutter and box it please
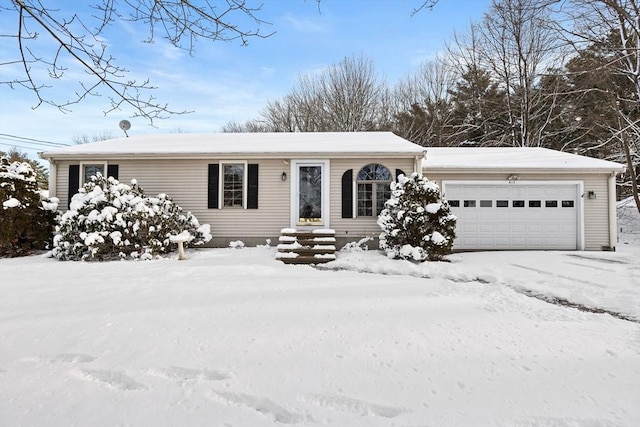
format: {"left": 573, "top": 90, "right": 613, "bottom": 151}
{"left": 608, "top": 172, "right": 617, "bottom": 250}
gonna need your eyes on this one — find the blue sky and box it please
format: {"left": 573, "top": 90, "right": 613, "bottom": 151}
{"left": 0, "top": 0, "right": 490, "bottom": 159}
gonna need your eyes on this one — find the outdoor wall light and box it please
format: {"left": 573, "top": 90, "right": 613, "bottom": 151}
{"left": 587, "top": 190, "right": 596, "bottom": 199}
{"left": 281, "top": 172, "right": 287, "bottom": 181}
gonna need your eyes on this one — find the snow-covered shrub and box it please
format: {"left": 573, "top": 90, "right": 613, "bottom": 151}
{"left": 229, "top": 240, "right": 245, "bottom": 249}
{"left": 377, "top": 173, "right": 456, "bottom": 262}
{"left": 52, "top": 174, "right": 211, "bottom": 261}
{"left": 0, "top": 157, "right": 58, "bottom": 257}
{"left": 340, "top": 236, "right": 373, "bottom": 252}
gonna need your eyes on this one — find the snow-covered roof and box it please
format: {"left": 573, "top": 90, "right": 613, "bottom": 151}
{"left": 422, "top": 147, "right": 625, "bottom": 172}
{"left": 41, "top": 132, "right": 425, "bottom": 159}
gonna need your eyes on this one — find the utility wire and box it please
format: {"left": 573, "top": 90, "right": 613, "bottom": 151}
{"left": 0, "top": 133, "right": 70, "bottom": 147}
{"left": 0, "top": 141, "right": 61, "bottom": 152}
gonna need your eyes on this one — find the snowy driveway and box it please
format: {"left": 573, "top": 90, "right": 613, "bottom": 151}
{"left": 0, "top": 245, "right": 639, "bottom": 426}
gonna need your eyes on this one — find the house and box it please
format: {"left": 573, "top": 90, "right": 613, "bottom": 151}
{"left": 40, "top": 132, "right": 625, "bottom": 252}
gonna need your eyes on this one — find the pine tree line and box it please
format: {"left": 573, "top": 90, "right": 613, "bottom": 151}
{"left": 223, "top": 0, "right": 639, "bottom": 204}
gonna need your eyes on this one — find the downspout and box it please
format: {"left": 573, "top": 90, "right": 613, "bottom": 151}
{"left": 608, "top": 172, "right": 617, "bottom": 250}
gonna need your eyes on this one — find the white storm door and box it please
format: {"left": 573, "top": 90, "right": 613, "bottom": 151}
{"left": 291, "top": 160, "right": 330, "bottom": 228}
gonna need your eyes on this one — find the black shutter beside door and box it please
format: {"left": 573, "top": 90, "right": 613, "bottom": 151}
{"left": 341, "top": 169, "right": 353, "bottom": 218}
{"left": 247, "top": 164, "right": 259, "bottom": 209}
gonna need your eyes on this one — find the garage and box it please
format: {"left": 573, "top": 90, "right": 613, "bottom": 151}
{"left": 442, "top": 181, "right": 582, "bottom": 250}
{"left": 422, "top": 147, "right": 626, "bottom": 251}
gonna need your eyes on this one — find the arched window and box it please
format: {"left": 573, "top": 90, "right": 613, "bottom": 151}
{"left": 357, "top": 163, "right": 392, "bottom": 217}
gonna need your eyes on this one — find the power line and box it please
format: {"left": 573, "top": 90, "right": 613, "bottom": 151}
{"left": 0, "top": 141, "right": 51, "bottom": 151}
{"left": 0, "top": 133, "right": 70, "bottom": 147}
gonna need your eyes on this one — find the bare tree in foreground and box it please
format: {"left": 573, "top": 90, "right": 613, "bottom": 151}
{"left": 0, "top": 0, "right": 272, "bottom": 123}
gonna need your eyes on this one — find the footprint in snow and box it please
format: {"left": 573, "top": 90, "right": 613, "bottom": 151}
{"left": 148, "top": 366, "right": 232, "bottom": 383}
{"left": 21, "top": 353, "right": 96, "bottom": 364}
{"left": 303, "top": 394, "right": 408, "bottom": 418}
{"left": 208, "top": 391, "right": 306, "bottom": 424}
{"left": 70, "top": 368, "right": 147, "bottom": 391}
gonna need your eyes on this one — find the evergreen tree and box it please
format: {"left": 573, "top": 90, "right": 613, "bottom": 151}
{"left": 377, "top": 173, "right": 456, "bottom": 262}
{"left": 448, "top": 65, "right": 507, "bottom": 145}
{"left": 0, "top": 157, "right": 58, "bottom": 257}
{"left": 0, "top": 148, "right": 49, "bottom": 189}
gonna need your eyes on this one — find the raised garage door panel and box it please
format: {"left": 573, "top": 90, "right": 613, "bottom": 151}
{"left": 446, "top": 183, "right": 579, "bottom": 250}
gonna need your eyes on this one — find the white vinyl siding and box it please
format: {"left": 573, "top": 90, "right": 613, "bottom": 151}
{"left": 57, "top": 159, "right": 289, "bottom": 241}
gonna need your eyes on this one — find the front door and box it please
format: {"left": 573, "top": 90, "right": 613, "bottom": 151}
{"left": 291, "top": 160, "right": 330, "bottom": 228}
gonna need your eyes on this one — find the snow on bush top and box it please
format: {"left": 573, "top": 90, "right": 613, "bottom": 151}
{"left": 52, "top": 173, "right": 211, "bottom": 261}
{"left": 378, "top": 172, "right": 456, "bottom": 262}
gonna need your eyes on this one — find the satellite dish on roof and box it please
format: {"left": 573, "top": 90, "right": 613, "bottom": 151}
{"left": 118, "top": 120, "right": 131, "bottom": 137}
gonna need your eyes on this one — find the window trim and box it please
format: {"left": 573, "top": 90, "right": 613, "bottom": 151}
{"left": 355, "top": 163, "right": 392, "bottom": 218}
{"left": 219, "top": 160, "right": 248, "bottom": 209}
{"left": 79, "top": 162, "right": 108, "bottom": 185}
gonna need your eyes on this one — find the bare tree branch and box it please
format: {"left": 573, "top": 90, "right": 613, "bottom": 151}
{"left": 1, "top": 0, "right": 274, "bottom": 123}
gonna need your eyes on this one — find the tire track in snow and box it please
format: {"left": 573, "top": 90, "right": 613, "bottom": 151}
{"left": 510, "top": 264, "right": 639, "bottom": 323}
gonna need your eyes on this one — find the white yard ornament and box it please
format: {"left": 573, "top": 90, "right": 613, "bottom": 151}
{"left": 169, "top": 231, "right": 192, "bottom": 260}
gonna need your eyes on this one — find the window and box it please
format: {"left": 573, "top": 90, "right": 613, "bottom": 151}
{"left": 545, "top": 200, "right": 558, "bottom": 208}
{"left": 449, "top": 200, "right": 460, "bottom": 207}
{"left": 464, "top": 200, "right": 476, "bottom": 208}
{"left": 529, "top": 200, "right": 542, "bottom": 208}
{"left": 223, "top": 163, "right": 244, "bottom": 207}
{"left": 497, "top": 200, "right": 509, "bottom": 207}
{"left": 81, "top": 163, "right": 105, "bottom": 184}
{"left": 562, "top": 200, "right": 575, "bottom": 208}
{"left": 208, "top": 163, "right": 258, "bottom": 210}
{"left": 356, "top": 163, "right": 391, "bottom": 216}
{"left": 513, "top": 200, "right": 525, "bottom": 207}
{"left": 480, "top": 200, "right": 492, "bottom": 208}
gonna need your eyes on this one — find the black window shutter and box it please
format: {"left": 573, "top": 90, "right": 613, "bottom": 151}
{"left": 107, "top": 164, "right": 119, "bottom": 180}
{"left": 208, "top": 164, "right": 219, "bottom": 209}
{"left": 247, "top": 164, "right": 259, "bottom": 209}
{"left": 341, "top": 169, "right": 353, "bottom": 218}
{"left": 68, "top": 165, "right": 80, "bottom": 209}
{"left": 396, "top": 169, "right": 406, "bottom": 181}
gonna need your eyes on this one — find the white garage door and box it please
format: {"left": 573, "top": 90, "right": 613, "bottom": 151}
{"left": 443, "top": 182, "right": 581, "bottom": 250}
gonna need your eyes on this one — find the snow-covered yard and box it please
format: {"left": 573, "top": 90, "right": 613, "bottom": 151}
{"left": 1, "top": 242, "right": 639, "bottom": 426}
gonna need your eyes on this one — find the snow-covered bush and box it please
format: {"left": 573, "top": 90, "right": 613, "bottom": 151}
{"left": 340, "top": 236, "right": 373, "bottom": 252}
{"left": 0, "top": 157, "right": 58, "bottom": 257}
{"left": 52, "top": 174, "right": 211, "bottom": 261}
{"left": 377, "top": 173, "right": 456, "bottom": 262}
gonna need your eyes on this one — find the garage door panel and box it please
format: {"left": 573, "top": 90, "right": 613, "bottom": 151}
{"left": 511, "top": 223, "right": 527, "bottom": 233}
{"left": 446, "top": 183, "right": 579, "bottom": 250}
{"left": 478, "top": 223, "right": 494, "bottom": 233}
{"left": 527, "top": 224, "right": 543, "bottom": 233}
{"left": 462, "top": 223, "right": 478, "bottom": 232}
{"left": 495, "top": 223, "right": 510, "bottom": 233}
